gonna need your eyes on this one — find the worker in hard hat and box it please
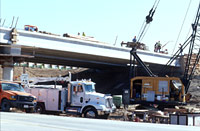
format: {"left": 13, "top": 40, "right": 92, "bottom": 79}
{"left": 132, "top": 36, "right": 137, "bottom": 42}
{"left": 82, "top": 32, "right": 86, "bottom": 36}
{"left": 157, "top": 41, "right": 162, "bottom": 52}
{"left": 154, "top": 41, "right": 161, "bottom": 53}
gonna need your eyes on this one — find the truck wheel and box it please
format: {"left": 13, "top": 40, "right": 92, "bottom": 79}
{"left": 35, "top": 104, "right": 45, "bottom": 114}
{"left": 157, "top": 105, "right": 165, "bottom": 111}
{"left": 116, "top": 106, "right": 121, "bottom": 109}
{"left": 25, "top": 108, "right": 34, "bottom": 113}
{"left": 100, "top": 114, "right": 109, "bottom": 119}
{"left": 1, "top": 99, "right": 10, "bottom": 112}
{"left": 84, "top": 107, "right": 98, "bottom": 118}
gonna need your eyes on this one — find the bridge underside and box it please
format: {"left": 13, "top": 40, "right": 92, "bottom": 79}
{"left": 21, "top": 46, "right": 128, "bottom": 69}
{"left": 21, "top": 46, "right": 181, "bottom": 76}
{"left": 0, "top": 43, "right": 182, "bottom": 75}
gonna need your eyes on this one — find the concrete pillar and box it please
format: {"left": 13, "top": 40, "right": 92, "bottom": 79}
{"left": 2, "top": 61, "right": 14, "bottom": 81}
{"left": 3, "top": 67, "right": 13, "bottom": 81}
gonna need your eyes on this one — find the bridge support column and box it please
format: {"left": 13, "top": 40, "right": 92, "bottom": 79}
{"left": 2, "top": 60, "right": 14, "bottom": 81}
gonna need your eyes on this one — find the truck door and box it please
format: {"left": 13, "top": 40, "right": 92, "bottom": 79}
{"left": 72, "top": 84, "right": 84, "bottom": 106}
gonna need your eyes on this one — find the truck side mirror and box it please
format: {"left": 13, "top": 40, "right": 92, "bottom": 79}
{"left": 73, "top": 86, "right": 77, "bottom": 93}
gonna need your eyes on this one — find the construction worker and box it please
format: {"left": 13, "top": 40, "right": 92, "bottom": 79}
{"left": 82, "top": 32, "right": 85, "bottom": 36}
{"left": 154, "top": 41, "right": 161, "bottom": 52}
{"left": 132, "top": 36, "right": 137, "bottom": 42}
{"left": 157, "top": 41, "right": 162, "bottom": 52}
{"left": 154, "top": 42, "right": 158, "bottom": 52}
{"left": 156, "top": 41, "right": 161, "bottom": 52}
{"left": 164, "top": 49, "right": 168, "bottom": 54}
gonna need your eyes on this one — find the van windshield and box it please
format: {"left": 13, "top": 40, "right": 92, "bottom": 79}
{"left": 1, "top": 83, "right": 25, "bottom": 92}
{"left": 84, "top": 84, "right": 95, "bottom": 92}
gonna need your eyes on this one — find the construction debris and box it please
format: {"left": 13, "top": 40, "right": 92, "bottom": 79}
{"left": 109, "top": 104, "right": 200, "bottom": 126}
{"left": 63, "top": 33, "right": 108, "bottom": 44}
{"left": 39, "top": 31, "right": 60, "bottom": 36}
{"left": 121, "top": 41, "right": 148, "bottom": 50}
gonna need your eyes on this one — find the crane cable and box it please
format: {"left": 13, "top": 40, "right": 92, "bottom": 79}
{"left": 140, "top": 24, "right": 151, "bottom": 42}
{"left": 172, "top": 0, "right": 192, "bottom": 54}
{"left": 137, "top": 0, "right": 157, "bottom": 38}
{"left": 137, "top": 20, "right": 146, "bottom": 40}
{"left": 137, "top": 0, "right": 160, "bottom": 42}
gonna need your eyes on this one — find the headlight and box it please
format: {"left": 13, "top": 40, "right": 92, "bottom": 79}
{"left": 10, "top": 95, "right": 17, "bottom": 100}
{"left": 33, "top": 97, "right": 37, "bottom": 102}
{"left": 105, "top": 98, "right": 113, "bottom": 108}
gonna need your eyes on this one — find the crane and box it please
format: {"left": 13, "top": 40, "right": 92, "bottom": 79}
{"left": 123, "top": 1, "right": 200, "bottom": 107}
{"left": 159, "top": 1, "right": 200, "bottom": 94}
{"left": 129, "top": 0, "right": 160, "bottom": 78}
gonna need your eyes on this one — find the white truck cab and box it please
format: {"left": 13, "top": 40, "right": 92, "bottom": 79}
{"left": 69, "top": 80, "right": 115, "bottom": 118}
{"left": 26, "top": 77, "right": 116, "bottom": 118}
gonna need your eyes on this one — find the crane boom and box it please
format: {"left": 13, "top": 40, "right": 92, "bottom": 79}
{"left": 158, "top": 1, "right": 200, "bottom": 93}
{"left": 129, "top": 43, "right": 155, "bottom": 78}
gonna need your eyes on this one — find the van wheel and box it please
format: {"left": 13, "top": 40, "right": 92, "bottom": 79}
{"left": 35, "top": 104, "right": 45, "bottom": 114}
{"left": 1, "top": 99, "right": 10, "bottom": 112}
{"left": 84, "top": 107, "right": 97, "bottom": 118}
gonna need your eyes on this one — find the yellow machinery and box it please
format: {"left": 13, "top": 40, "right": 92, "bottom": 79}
{"left": 129, "top": 77, "right": 186, "bottom": 106}
{"left": 123, "top": 1, "right": 200, "bottom": 108}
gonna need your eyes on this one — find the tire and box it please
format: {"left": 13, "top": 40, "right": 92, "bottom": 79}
{"left": 157, "top": 105, "right": 165, "bottom": 111}
{"left": 25, "top": 108, "right": 34, "bottom": 113}
{"left": 35, "top": 104, "right": 45, "bottom": 114}
{"left": 84, "top": 107, "right": 98, "bottom": 118}
{"left": 1, "top": 99, "right": 11, "bottom": 112}
{"left": 100, "top": 114, "right": 109, "bottom": 119}
{"left": 116, "top": 106, "right": 121, "bottom": 109}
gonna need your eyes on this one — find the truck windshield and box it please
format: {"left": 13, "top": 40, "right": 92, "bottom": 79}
{"left": 84, "top": 84, "right": 95, "bottom": 92}
{"left": 1, "top": 83, "right": 25, "bottom": 92}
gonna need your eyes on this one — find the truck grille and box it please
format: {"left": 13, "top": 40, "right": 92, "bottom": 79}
{"left": 18, "top": 96, "right": 34, "bottom": 102}
{"left": 106, "top": 98, "right": 113, "bottom": 108}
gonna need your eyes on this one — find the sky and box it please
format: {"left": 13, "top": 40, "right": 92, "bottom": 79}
{"left": 0, "top": 0, "right": 199, "bottom": 54}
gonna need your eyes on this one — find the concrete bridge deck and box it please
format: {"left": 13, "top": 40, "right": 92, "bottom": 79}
{"left": 0, "top": 27, "right": 179, "bottom": 68}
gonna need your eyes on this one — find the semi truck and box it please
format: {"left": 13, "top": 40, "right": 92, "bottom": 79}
{"left": 25, "top": 75, "right": 116, "bottom": 118}
{"left": 0, "top": 80, "right": 36, "bottom": 112}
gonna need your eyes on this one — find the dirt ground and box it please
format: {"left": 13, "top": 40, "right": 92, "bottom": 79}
{"left": 187, "top": 76, "right": 200, "bottom": 107}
